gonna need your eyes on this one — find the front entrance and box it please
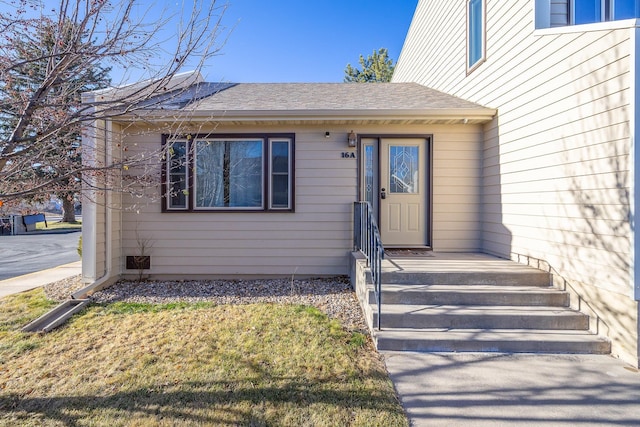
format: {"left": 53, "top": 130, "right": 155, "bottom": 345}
{"left": 360, "top": 136, "right": 431, "bottom": 247}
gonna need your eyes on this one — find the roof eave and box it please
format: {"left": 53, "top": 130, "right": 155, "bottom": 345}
{"left": 116, "top": 107, "right": 497, "bottom": 124}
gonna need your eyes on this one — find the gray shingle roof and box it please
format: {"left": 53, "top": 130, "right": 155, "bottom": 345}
{"left": 182, "top": 82, "right": 489, "bottom": 113}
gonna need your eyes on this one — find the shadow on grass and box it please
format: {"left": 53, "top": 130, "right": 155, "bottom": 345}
{"left": 0, "top": 377, "right": 405, "bottom": 426}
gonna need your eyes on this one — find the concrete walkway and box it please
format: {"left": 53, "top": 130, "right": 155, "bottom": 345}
{"left": 0, "top": 261, "right": 81, "bottom": 298}
{"left": 383, "top": 351, "right": 640, "bottom": 426}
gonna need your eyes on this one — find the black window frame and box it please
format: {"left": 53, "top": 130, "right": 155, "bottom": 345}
{"left": 161, "top": 133, "right": 295, "bottom": 213}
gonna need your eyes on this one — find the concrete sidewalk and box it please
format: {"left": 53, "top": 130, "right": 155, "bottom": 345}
{"left": 383, "top": 351, "right": 640, "bottom": 427}
{"left": 0, "top": 261, "right": 81, "bottom": 298}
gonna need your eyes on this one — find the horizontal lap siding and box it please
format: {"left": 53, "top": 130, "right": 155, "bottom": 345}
{"left": 432, "top": 129, "right": 483, "bottom": 251}
{"left": 480, "top": 25, "right": 632, "bottom": 296}
{"left": 118, "top": 128, "right": 353, "bottom": 277}
{"left": 394, "top": 0, "right": 637, "bottom": 363}
{"left": 94, "top": 203, "right": 106, "bottom": 278}
{"left": 394, "top": 0, "right": 633, "bottom": 295}
{"left": 117, "top": 124, "right": 483, "bottom": 277}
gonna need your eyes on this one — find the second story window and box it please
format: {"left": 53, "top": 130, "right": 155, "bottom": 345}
{"left": 539, "top": 0, "right": 640, "bottom": 28}
{"left": 574, "top": 0, "right": 639, "bottom": 24}
{"left": 467, "top": 0, "right": 486, "bottom": 73}
{"left": 574, "top": 0, "right": 605, "bottom": 24}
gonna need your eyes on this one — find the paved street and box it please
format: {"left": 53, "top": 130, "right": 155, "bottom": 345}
{"left": 0, "top": 231, "right": 81, "bottom": 280}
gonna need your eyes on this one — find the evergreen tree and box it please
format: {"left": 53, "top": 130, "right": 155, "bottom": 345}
{"left": 1, "top": 17, "right": 110, "bottom": 221}
{"left": 344, "top": 48, "right": 395, "bottom": 83}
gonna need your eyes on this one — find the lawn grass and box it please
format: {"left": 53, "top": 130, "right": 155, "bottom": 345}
{"left": 0, "top": 290, "right": 407, "bottom": 426}
{"left": 36, "top": 220, "right": 81, "bottom": 231}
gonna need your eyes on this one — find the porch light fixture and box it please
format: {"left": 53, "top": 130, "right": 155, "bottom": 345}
{"left": 347, "top": 130, "right": 357, "bottom": 147}
{"left": 325, "top": 131, "right": 331, "bottom": 138}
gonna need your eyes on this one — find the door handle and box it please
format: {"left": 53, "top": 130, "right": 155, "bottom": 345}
{"left": 381, "top": 188, "right": 386, "bottom": 199}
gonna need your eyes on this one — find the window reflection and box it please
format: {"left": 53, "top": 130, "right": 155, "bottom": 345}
{"left": 389, "top": 146, "right": 419, "bottom": 194}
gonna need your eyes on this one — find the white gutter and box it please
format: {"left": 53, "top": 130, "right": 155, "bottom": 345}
{"left": 124, "top": 108, "right": 497, "bottom": 124}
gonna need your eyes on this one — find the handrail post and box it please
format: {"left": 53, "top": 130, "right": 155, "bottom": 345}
{"left": 353, "top": 201, "right": 384, "bottom": 331}
{"left": 354, "top": 202, "right": 360, "bottom": 252}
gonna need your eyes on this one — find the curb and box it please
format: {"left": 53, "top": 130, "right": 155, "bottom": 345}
{"left": 0, "top": 261, "right": 82, "bottom": 298}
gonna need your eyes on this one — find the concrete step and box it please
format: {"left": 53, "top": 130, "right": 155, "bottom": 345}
{"left": 369, "top": 284, "right": 569, "bottom": 306}
{"left": 357, "top": 254, "right": 610, "bottom": 356}
{"left": 381, "top": 269, "right": 550, "bottom": 287}
{"left": 374, "top": 304, "right": 589, "bottom": 330}
{"left": 374, "top": 328, "right": 611, "bottom": 354}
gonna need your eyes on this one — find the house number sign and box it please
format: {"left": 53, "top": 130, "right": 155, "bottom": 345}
{"left": 341, "top": 152, "right": 356, "bottom": 159}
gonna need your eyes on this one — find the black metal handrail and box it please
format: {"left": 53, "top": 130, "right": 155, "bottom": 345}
{"left": 354, "top": 201, "right": 384, "bottom": 330}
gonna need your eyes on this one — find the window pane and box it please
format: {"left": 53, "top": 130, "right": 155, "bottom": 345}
{"left": 468, "top": 0, "right": 484, "bottom": 68}
{"left": 169, "top": 141, "right": 187, "bottom": 174}
{"left": 272, "top": 175, "right": 289, "bottom": 207}
{"left": 272, "top": 141, "right": 289, "bottom": 173}
{"left": 575, "top": 0, "right": 601, "bottom": 24}
{"left": 389, "top": 146, "right": 419, "bottom": 194}
{"left": 195, "top": 140, "right": 263, "bottom": 208}
{"left": 169, "top": 176, "right": 187, "bottom": 208}
{"left": 168, "top": 141, "right": 188, "bottom": 209}
{"left": 614, "top": 0, "right": 639, "bottom": 19}
{"left": 364, "top": 144, "right": 375, "bottom": 205}
{"left": 270, "top": 140, "right": 290, "bottom": 208}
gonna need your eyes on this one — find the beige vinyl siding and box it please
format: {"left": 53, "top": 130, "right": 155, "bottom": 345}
{"left": 94, "top": 203, "right": 106, "bottom": 278}
{"left": 119, "top": 126, "right": 355, "bottom": 278}
{"left": 395, "top": 0, "right": 633, "bottom": 291}
{"left": 394, "top": 0, "right": 636, "bottom": 363}
{"left": 85, "top": 121, "right": 124, "bottom": 282}
{"left": 432, "top": 130, "right": 483, "bottom": 251}
{"left": 115, "top": 123, "right": 483, "bottom": 278}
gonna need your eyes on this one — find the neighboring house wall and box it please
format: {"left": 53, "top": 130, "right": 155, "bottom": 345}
{"left": 107, "top": 122, "right": 483, "bottom": 279}
{"left": 394, "top": 0, "right": 638, "bottom": 365}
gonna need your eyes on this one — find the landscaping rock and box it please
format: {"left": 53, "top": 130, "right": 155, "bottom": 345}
{"left": 44, "top": 275, "right": 368, "bottom": 333}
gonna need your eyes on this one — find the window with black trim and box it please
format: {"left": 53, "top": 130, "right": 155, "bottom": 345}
{"left": 467, "top": 0, "right": 486, "bottom": 73}
{"left": 163, "top": 134, "right": 294, "bottom": 211}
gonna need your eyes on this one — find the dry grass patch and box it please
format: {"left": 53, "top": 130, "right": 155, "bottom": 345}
{"left": 0, "top": 289, "right": 57, "bottom": 364}
{"left": 0, "top": 291, "right": 407, "bottom": 426}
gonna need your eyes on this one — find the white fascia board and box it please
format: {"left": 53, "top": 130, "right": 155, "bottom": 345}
{"left": 534, "top": 18, "right": 640, "bottom": 36}
{"left": 124, "top": 107, "right": 497, "bottom": 123}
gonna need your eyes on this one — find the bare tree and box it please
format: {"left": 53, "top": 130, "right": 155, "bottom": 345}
{"left": 0, "top": 0, "right": 229, "bottom": 209}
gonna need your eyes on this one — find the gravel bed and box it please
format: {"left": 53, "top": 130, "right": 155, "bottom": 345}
{"left": 44, "top": 275, "right": 369, "bottom": 334}
{"left": 44, "top": 275, "right": 84, "bottom": 301}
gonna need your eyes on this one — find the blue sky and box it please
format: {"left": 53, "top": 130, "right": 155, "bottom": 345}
{"left": 0, "top": 0, "right": 418, "bottom": 83}
{"left": 202, "top": 0, "right": 419, "bottom": 82}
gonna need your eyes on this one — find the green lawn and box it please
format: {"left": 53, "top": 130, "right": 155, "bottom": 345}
{"left": 36, "top": 220, "right": 81, "bottom": 231}
{"left": 0, "top": 289, "right": 407, "bottom": 427}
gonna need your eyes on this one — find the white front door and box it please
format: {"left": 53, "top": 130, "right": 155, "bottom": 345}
{"left": 379, "top": 138, "right": 429, "bottom": 246}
